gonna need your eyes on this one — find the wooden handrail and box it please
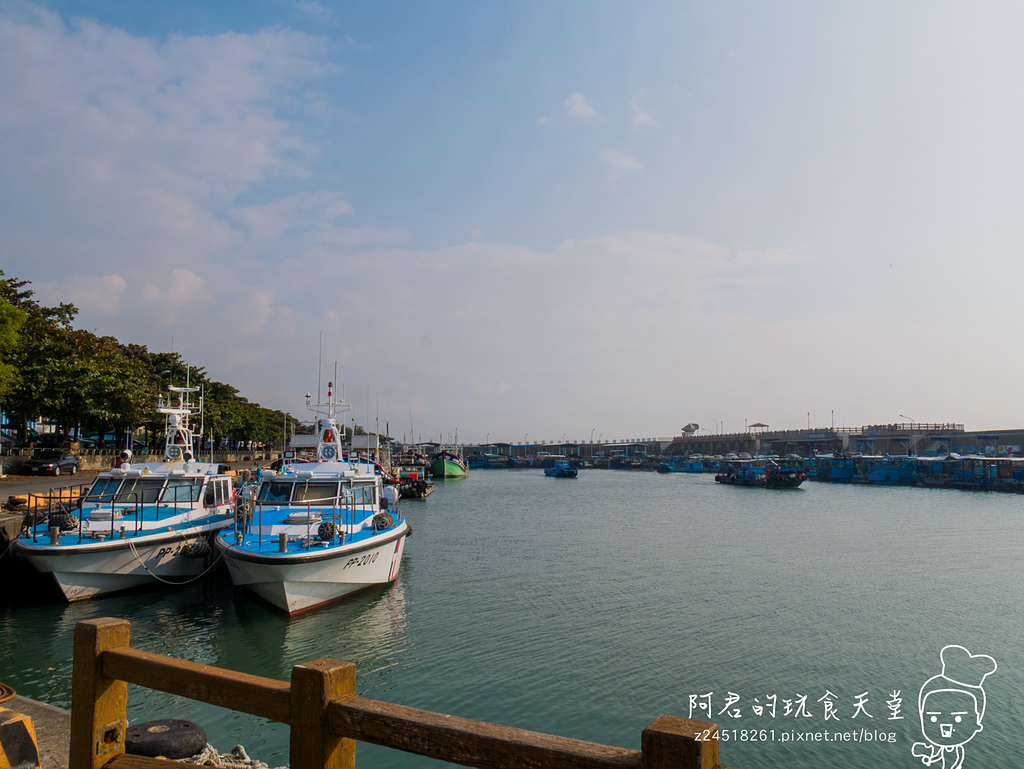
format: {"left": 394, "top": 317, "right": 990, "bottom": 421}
{"left": 329, "top": 696, "right": 642, "bottom": 769}
{"left": 70, "top": 618, "right": 727, "bottom": 769}
{"left": 100, "top": 647, "right": 291, "bottom": 723}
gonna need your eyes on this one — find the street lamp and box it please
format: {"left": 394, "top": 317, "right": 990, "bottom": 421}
{"left": 899, "top": 414, "right": 914, "bottom": 425}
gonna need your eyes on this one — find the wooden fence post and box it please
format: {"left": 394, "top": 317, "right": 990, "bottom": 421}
{"left": 290, "top": 659, "right": 356, "bottom": 769}
{"left": 70, "top": 618, "right": 131, "bottom": 769}
{"left": 641, "top": 716, "right": 719, "bottom": 769}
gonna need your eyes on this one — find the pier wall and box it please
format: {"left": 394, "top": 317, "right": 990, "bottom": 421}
{"left": 660, "top": 422, "right": 1024, "bottom": 458}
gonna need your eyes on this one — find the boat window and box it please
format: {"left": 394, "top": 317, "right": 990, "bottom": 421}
{"left": 203, "top": 479, "right": 230, "bottom": 506}
{"left": 293, "top": 481, "right": 339, "bottom": 504}
{"left": 349, "top": 483, "right": 376, "bottom": 505}
{"left": 85, "top": 477, "right": 122, "bottom": 502}
{"left": 115, "top": 478, "right": 165, "bottom": 504}
{"left": 258, "top": 481, "right": 294, "bottom": 503}
{"left": 161, "top": 478, "right": 203, "bottom": 504}
{"left": 216, "top": 479, "right": 231, "bottom": 506}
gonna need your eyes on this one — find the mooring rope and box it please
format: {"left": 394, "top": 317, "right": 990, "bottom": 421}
{"left": 125, "top": 530, "right": 225, "bottom": 585}
{"left": 184, "top": 743, "right": 282, "bottom": 769}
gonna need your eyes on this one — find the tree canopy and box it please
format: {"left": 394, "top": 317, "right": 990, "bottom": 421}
{"left": 0, "top": 272, "right": 302, "bottom": 449}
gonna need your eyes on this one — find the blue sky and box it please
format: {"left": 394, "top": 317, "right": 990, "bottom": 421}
{"left": 3, "top": 0, "right": 1024, "bottom": 444}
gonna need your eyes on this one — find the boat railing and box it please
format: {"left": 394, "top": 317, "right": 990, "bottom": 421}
{"left": 71, "top": 617, "right": 727, "bottom": 769}
{"left": 159, "top": 480, "right": 207, "bottom": 511}
{"left": 19, "top": 483, "right": 91, "bottom": 542}
{"left": 85, "top": 492, "right": 147, "bottom": 542}
{"left": 241, "top": 494, "right": 375, "bottom": 550}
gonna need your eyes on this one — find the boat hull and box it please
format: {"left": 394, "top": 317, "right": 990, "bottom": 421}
{"left": 431, "top": 459, "right": 467, "bottom": 478}
{"left": 544, "top": 468, "right": 578, "bottom": 478}
{"left": 15, "top": 528, "right": 221, "bottom": 601}
{"left": 217, "top": 526, "right": 409, "bottom": 615}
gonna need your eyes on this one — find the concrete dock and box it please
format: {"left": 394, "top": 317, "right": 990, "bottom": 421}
{"left": 3, "top": 695, "right": 70, "bottom": 769}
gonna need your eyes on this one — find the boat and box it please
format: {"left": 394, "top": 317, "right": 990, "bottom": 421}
{"left": 392, "top": 449, "right": 435, "bottom": 498}
{"left": 15, "top": 384, "right": 235, "bottom": 601}
{"left": 214, "top": 383, "right": 410, "bottom": 615}
{"left": 430, "top": 448, "right": 468, "bottom": 479}
{"left": 763, "top": 460, "right": 807, "bottom": 488}
{"left": 544, "top": 459, "right": 578, "bottom": 478}
{"left": 714, "top": 459, "right": 806, "bottom": 488}
{"left": 656, "top": 456, "right": 707, "bottom": 473}
{"left": 809, "top": 453, "right": 855, "bottom": 482}
{"left": 851, "top": 455, "right": 916, "bottom": 485}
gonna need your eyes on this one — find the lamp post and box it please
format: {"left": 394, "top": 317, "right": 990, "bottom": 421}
{"left": 899, "top": 414, "right": 914, "bottom": 426}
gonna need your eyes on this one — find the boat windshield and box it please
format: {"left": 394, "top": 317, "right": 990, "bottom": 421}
{"left": 114, "top": 478, "right": 165, "bottom": 504}
{"left": 161, "top": 478, "right": 203, "bottom": 504}
{"left": 293, "top": 481, "right": 339, "bottom": 504}
{"left": 84, "top": 477, "right": 122, "bottom": 502}
{"left": 347, "top": 482, "right": 376, "bottom": 505}
{"left": 258, "top": 481, "right": 294, "bottom": 504}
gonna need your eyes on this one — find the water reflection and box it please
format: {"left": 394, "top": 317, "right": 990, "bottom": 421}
{"left": 1, "top": 569, "right": 410, "bottom": 767}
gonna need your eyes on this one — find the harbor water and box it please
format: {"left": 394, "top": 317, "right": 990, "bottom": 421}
{"left": 3, "top": 469, "right": 1023, "bottom": 769}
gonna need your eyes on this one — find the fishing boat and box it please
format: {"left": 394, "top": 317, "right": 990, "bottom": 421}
{"left": 430, "top": 447, "right": 468, "bottom": 479}
{"left": 15, "top": 384, "right": 235, "bottom": 601}
{"left": 544, "top": 459, "right": 578, "bottom": 478}
{"left": 714, "top": 459, "right": 806, "bottom": 489}
{"left": 214, "top": 383, "right": 410, "bottom": 615}
{"left": 392, "top": 449, "right": 434, "bottom": 498}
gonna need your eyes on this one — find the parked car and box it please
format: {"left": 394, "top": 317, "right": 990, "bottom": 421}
{"left": 23, "top": 449, "right": 81, "bottom": 476}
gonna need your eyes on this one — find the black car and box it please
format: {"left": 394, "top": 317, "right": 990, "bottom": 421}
{"left": 23, "top": 449, "right": 81, "bottom": 476}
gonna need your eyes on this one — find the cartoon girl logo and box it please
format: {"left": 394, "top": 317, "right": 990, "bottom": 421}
{"left": 911, "top": 645, "right": 996, "bottom": 769}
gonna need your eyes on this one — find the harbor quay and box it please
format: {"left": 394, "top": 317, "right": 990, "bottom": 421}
{"left": 462, "top": 421, "right": 1024, "bottom": 461}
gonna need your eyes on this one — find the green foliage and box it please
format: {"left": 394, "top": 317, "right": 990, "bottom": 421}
{"left": 0, "top": 291, "right": 27, "bottom": 400}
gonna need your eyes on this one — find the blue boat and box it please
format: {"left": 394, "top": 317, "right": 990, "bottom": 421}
{"left": 215, "top": 383, "right": 410, "bottom": 615}
{"left": 15, "top": 384, "right": 235, "bottom": 601}
{"left": 657, "top": 456, "right": 707, "bottom": 473}
{"left": 810, "top": 453, "right": 855, "bottom": 482}
{"left": 544, "top": 459, "right": 578, "bottom": 478}
{"left": 851, "top": 455, "right": 916, "bottom": 485}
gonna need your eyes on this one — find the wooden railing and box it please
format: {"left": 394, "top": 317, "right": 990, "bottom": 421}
{"left": 71, "top": 618, "right": 730, "bottom": 769}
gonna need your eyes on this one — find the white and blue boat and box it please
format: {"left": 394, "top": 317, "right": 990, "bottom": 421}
{"left": 15, "top": 385, "right": 235, "bottom": 601}
{"left": 214, "top": 383, "right": 410, "bottom": 615}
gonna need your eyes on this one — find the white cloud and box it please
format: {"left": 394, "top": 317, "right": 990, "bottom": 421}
{"left": 0, "top": 6, "right": 332, "bottom": 275}
{"left": 629, "top": 97, "right": 661, "bottom": 129}
{"left": 294, "top": 1, "right": 333, "bottom": 22}
{"left": 63, "top": 274, "right": 128, "bottom": 315}
{"left": 231, "top": 191, "right": 356, "bottom": 241}
{"left": 564, "top": 92, "right": 601, "bottom": 121}
{"left": 141, "top": 269, "right": 212, "bottom": 324}
{"left": 601, "top": 148, "right": 644, "bottom": 178}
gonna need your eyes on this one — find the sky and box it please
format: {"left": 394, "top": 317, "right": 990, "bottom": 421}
{"left": 2, "top": 0, "right": 1024, "bottom": 445}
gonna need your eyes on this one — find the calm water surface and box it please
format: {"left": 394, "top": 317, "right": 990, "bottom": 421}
{"left": 3, "top": 470, "right": 1023, "bottom": 768}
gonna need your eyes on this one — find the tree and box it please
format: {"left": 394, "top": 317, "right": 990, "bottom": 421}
{"left": 0, "top": 290, "right": 26, "bottom": 402}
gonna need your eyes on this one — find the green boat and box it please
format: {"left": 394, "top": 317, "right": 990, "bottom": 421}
{"left": 430, "top": 449, "right": 468, "bottom": 479}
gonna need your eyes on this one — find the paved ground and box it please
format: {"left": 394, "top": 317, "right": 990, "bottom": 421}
{"left": 0, "top": 472, "right": 101, "bottom": 504}
{"left": 5, "top": 696, "right": 71, "bottom": 769}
